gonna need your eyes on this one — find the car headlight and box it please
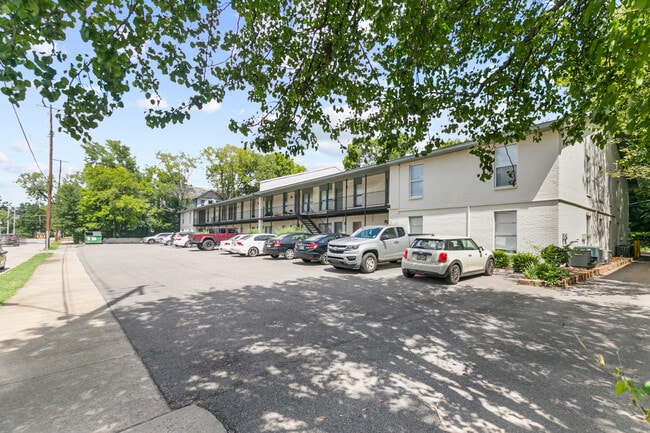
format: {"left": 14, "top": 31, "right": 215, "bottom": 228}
{"left": 345, "top": 244, "right": 360, "bottom": 251}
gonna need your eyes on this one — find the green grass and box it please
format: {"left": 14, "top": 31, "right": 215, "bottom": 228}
{"left": 0, "top": 240, "right": 60, "bottom": 304}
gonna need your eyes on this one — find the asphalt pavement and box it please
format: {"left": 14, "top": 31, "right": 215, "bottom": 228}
{"left": 0, "top": 241, "right": 225, "bottom": 433}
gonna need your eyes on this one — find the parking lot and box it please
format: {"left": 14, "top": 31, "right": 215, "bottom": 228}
{"left": 78, "top": 243, "right": 650, "bottom": 433}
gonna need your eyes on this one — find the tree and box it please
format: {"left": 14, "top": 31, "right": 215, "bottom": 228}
{"left": 79, "top": 141, "right": 149, "bottom": 237}
{"left": 52, "top": 174, "right": 83, "bottom": 238}
{"left": 15, "top": 172, "right": 48, "bottom": 202}
{"left": 144, "top": 151, "right": 198, "bottom": 228}
{"left": 82, "top": 140, "right": 139, "bottom": 173}
{"left": 14, "top": 202, "right": 46, "bottom": 237}
{"left": 2, "top": 1, "right": 648, "bottom": 179}
{"left": 202, "top": 145, "right": 306, "bottom": 199}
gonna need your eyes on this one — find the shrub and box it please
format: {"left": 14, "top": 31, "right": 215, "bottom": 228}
{"left": 540, "top": 244, "right": 571, "bottom": 267}
{"left": 520, "top": 261, "right": 570, "bottom": 285}
{"left": 493, "top": 250, "right": 512, "bottom": 268}
{"left": 512, "top": 253, "right": 540, "bottom": 273}
{"left": 536, "top": 263, "right": 570, "bottom": 285}
{"left": 276, "top": 225, "right": 304, "bottom": 235}
{"left": 522, "top": 262, "right": 540, "bottom": 280}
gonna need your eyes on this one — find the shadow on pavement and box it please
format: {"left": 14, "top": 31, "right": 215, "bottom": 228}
{"left": 98, "top": 272, "right": 649, "bottom": 433}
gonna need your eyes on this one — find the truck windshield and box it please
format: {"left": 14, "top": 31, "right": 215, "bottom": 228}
{"left": 352, "top": 227, "right": 382, "bottom": 239}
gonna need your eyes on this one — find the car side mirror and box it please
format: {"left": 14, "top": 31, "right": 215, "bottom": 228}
{"left": 380, "top": 234, "right": 389, "bottom": 241}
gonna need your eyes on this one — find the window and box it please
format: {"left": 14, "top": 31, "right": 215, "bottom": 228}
{"left": 265, "top": 196, "right": 273, "bottom": 216}
{"left": 352, "top": 221, "right": 363, "bottom": 232}
{"left": 302, "top": 189, "right": 312, "bottom": 213}
{"left": 354, "top": 177, "right": 363, "bottom": 207}
{"left": 410, "top": 164, "right": 423, "bottom": 198}
{"left": 383, "top": 227, "right": 398, "bottom": 239}
{"left": 495, "top": 145, "right": 517, "bottom": 187}
{"left": 460, "top": 238, "right": 479, "bottom": 250}
{"left": 334, "top": 221, "right": 343, "bottom": 233}
{"left": 495, "top": 211, "right": 517, "bottom": 252}
{"left": 319, "top": 185, "right": 329, "bottom": 211}
{"left": 283, "top": 192, "right": 289, "bottom": 214}
{"left": 409, "top": 216, "right": 423, "bottom": 234}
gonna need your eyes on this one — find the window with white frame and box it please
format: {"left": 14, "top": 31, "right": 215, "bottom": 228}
{"left": 495, "top": 211, "right": 517, "bottom": 252}
{"left": 410, "top": 164, "right": 423, "bottom": 198}
{"left": 495, "top": 145, "right": 517, "bottom": 187}
{"left": 409, "top": 216, "right": 423, "bottom": 234}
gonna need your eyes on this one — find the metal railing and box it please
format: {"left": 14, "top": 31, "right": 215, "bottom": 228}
{"left": 195, "top": 190, "right": 387, "bottom": 224}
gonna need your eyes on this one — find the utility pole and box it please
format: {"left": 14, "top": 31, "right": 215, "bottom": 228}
{"left": 53, "top": 158, "right": 69, "bottom": 190}
{"left": 45, "top": 105, "right": 53, "bottom": 251}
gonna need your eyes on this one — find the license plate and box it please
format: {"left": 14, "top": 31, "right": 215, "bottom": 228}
{"left": 416, "top": 254, "right": 427, "bottom": 261}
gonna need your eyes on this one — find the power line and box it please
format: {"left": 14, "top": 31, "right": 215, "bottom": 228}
{"left": 10, "top": 104, "right": 48, "bottom": 180}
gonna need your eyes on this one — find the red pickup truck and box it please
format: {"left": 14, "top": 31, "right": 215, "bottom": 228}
{"left": 189, "top": 228, "right": 239, "bottom": 251}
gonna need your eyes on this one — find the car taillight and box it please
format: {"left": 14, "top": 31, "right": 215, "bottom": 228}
{"left": 402, "top": 249, "right": 408, "bottom": 259}
{"left": 307, "top": 243, "right": 318, "bottom": 249}
{"left": 273, "top": 241, "right": 281, "bottom": 246}
{"left": 438, "top": 252, "right": 447, "bottom": 263}
{"left": 237, "top": 241, "right": 243, "bottom": 246}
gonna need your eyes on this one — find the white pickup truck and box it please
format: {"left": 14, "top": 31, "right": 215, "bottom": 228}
{"left": 327, "top": 225, "right": 411, "bottom": 273}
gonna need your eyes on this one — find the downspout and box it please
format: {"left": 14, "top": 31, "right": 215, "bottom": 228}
{"left": 257, "top": 196, "right": 263, "bottom": 232}
{"left": 363, "top": 174, "right": 368, "bottom": 225}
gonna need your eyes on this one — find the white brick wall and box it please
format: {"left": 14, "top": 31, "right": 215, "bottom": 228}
{"left": 389, "top": 128, "right": 628, "bottom": 253}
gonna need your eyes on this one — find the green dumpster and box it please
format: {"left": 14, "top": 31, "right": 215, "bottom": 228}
{"left": 85, "top": 231, "right": 102, "bottom": 244}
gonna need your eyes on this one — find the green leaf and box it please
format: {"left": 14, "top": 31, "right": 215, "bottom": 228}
{"left": 615, "top": 380, "right": 628, "bottom": 395}
{"left": 641, "top": 381, "right": 650, "bottom": 394}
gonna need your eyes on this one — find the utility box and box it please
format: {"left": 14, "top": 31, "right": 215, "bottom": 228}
{"left": 570, "top": 246, "right": 600, "bottom": 268}
{"left": 616, "top": 245, "right": 633, "bottom": 257}
{"left": 84, "top": 231, "right": 102, "bottom": 244}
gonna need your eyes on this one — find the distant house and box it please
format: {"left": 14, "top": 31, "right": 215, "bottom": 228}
{"left": 179, "top": 188, "right": 220, "bottom": 231}
{"left": 179, "top": 122, "right": 629, "bottom": 254}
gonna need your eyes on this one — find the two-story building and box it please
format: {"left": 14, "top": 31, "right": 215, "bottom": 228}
{"left": 180, "top": 122, "right": 629, "bottom": 254}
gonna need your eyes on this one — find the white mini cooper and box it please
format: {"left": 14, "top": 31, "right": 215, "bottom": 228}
{"left": 401, "top": 235, "right": 495, "bottom": 284}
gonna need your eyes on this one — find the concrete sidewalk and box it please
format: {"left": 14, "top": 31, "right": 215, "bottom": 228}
{"left": 0, "top": 243, "right": 224, "bottom": 433}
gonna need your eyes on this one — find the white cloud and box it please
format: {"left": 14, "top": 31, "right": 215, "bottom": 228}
{"left": 31, "top": 41, "right": 55, "bottom": 54}
{"left": 137, "top": 95, "right": 169, "bottom": 109}
{"left": 10, "top": 140, "right": 45, "bottom": 154}
{"left": 201, "top": 100, "right": 222, "bottom": 113}
{"left": 0, "top": 151, "right": 8, "bottom": 163}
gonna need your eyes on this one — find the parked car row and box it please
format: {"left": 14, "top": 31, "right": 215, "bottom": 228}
{"left": 147, "top": 226, "right": 496, "bottom": 284}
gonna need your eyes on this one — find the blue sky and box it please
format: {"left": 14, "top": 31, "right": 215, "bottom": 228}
{"left": 1, "top": 7, "right": 356, "bottom": 206}
{"left": 0, "top": 83, "right": 348, "bottom": 206}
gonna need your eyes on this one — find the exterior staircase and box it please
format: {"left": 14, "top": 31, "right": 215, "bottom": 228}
{"left": 298, "top": 214, "right": 321, "bottom": 235}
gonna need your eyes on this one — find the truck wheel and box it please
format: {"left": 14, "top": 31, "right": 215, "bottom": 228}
{"left": 360, "top": 253, "right": 377, "bottom": 273}
{"left": 402, "top": 269, "right": 415, "bottom": 278}
{"left": 484, "top": 258, "right": 495, "bottom": 276}
{"left": 202, "top": 239, "right": 216, "bottom": 251}
{"left": 248, "top": 247, "right": 259, "bottom": 257}
{"left": 320, "top": 255, "right": 329, "bottom": 265}
{"left": 445, "top": 264, "right": 461, "bottom": 284}
{"left": 284, "top": 248, "right": 295, "bottom": 260}
{"left": 184, "top": 241, "right": 191, "bottom": 248}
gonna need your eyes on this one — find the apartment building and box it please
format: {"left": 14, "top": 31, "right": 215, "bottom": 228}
{"left": 180, "top": 123, "right": 629, "bottom": 254}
